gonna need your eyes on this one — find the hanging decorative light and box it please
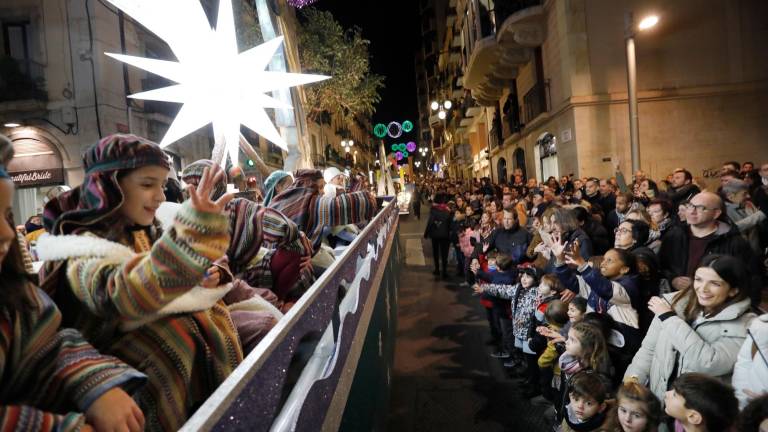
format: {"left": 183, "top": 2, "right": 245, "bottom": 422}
{"left": 287, "top": 0, "right": 320, "bottom": 8}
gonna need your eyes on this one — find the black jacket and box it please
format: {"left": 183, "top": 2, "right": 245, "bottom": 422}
{"left": 424, "top": 205, "right": 453, "bottom": 240}
{"left": 484, "top": 226, "right": 531, "bottom": 262}
{"left": 583, "top": 218, "right": 611, "bottom": 256}
{"left": 662, "top": 183, "right": 701, "bottom": 208}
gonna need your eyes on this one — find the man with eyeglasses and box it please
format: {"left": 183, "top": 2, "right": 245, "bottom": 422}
{"left": 659, "top": 191, "right": 762, "bottom": 304}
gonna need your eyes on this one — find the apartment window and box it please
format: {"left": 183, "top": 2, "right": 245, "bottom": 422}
{"left": 2, "top": 21, "right": 41, "bottom": 78}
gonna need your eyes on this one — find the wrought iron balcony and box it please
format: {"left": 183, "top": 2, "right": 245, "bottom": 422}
{"left": 0, "top": 56, "right": 46, "bottom": 102}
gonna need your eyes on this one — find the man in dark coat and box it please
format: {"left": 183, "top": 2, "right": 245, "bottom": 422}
{"left": 425, "top": 202, "right": 454, "bottom": 279}
{"left": 659, "top": 191, "right": 763, "bottom": 304}
{"left": 662, "top": 168, "right": 701, "bottom": 208}
{"left": 483, "top": 208, "right": 531, "bottom": 264}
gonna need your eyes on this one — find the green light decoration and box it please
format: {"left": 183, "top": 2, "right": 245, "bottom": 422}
{"left": 399, "top": 143, "right": 407, "bottom": 152}
{"left": 402, "top": 150, "right": 409, "bottom": 158}
{"left": 391, "top": 144, "right": 398, "bottom": 151}
{"left": 247, "top": 159, "right": 255, "bottom": 167}
{"left": 374, "top": 123, "right": 388, "bottom": 138}
{"left": 402, "top": 120, "right": 413, "bottom": 133}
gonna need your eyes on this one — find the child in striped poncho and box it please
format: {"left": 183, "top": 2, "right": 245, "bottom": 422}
{"left": 268, "top": 169, "right": 378, "bottom": 253}
{"left": 0, "top": 135, "right": 146, "bottom": 432}
{"left": 39, "top": 135, "right": 243, "bottom": 431}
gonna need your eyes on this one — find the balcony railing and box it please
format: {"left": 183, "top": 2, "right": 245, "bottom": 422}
{"left": 0, "top": 56, "right": 46, "bottom": 102}
{"left": 523, "top": 81, "right": 548, "bottom": 124}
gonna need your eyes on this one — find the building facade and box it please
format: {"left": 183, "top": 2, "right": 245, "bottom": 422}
{"left": 421, "top": 0, "right": 768, "bottom": 184}
{"left": 0, "top": 0, "right": 375, "bottom": 224}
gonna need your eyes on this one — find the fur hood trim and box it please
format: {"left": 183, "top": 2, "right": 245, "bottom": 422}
{"left": 36, "top": 234, "right": 232, "bottom": 331}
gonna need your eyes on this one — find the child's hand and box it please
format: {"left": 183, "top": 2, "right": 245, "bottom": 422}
{"left": 472, "top": 284, "right": 484, "bottom": 295}
{"left": 549, "top": 232, "right": 568, "bottom": 262}
{"left": 470, "top": 259, "right": 480, "bottom": 274}
{"left": 187, "top": 165, "right": 234, "bottom": 214}
{"left": 564, "top": 240, "right": 586, "bottom": 267}
{"left": 85, "top": 388, "right": 144, "bottom": 432}
{"left": 201, "top": 266, "right": 221, "bottom": 288}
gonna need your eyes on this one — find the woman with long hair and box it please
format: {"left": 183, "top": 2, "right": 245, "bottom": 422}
{"left": 624, "top": 254, "right": 755, "bottom": 405}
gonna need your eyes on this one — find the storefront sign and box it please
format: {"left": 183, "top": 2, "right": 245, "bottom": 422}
{"left": 9, "top": 168, "right": 65, "bottom": 187}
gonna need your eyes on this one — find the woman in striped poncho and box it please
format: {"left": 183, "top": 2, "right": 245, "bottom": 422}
{"left": 38, "top": 135, "right": 243, "bottom": 431}
{"left": 0, "top": 135, "right": 146, "bottom": 431}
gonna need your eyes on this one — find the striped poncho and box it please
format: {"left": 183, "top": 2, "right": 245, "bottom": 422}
{"left": 268, "top": 171, "right": 378, "bottom": 250}
{"left": 39, "top": 202, "right": 243, "bottom": 431}
{"left": 227, "top": 197, "right": 314, "bottom": 301}
{"left": 1, "top": 286, "right": 146, "bottom": 431}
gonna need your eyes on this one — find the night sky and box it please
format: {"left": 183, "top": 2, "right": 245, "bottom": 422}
{"left": 310, "top": 0, "right": 422, "bottom": 133}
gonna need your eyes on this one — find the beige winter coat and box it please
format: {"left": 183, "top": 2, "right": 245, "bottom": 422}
{"left": 624, "top": 292, "right": 754, "bottom": 403}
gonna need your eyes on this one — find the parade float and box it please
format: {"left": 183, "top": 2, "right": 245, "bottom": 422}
{"left": 102, "top": 0, "right": 402, "bottom": 430}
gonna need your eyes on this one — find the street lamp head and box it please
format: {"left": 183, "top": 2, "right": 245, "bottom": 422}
{"left": 638, "top": 15, "right": 659, "bottom": 31}
{"left": 443, "top": 100, "right": 452, "bottom": 110}
{"left": 431, "top": 101, "right": 440, "bottom": 111}
{"left": 349, "top": 140, "right": 354, "bottom": 146}
{"left": 3, "top": 122, "right": 21, "bottom": 128}
{"left": 438, "top": 110, "right": 446, "bottom": 120}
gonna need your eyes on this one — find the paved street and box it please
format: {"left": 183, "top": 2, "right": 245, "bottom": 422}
{"left": 387, "top": 203, "right": 550, "bottom": 432}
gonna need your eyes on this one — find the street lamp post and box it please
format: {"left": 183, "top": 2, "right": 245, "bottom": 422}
{"left": 624, "top": 12, "right": 658, "bottom": 173}
{"left": 341, "top": 139, "right": 354, "bottom": 168}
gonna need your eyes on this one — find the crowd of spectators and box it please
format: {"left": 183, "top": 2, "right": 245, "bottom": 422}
{"left": 420, "top": 161, "right": 768, "bottom": 431}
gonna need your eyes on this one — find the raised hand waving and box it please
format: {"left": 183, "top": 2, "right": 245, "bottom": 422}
{"left": 187, "top": 164, "right": 234, "bottom": 214}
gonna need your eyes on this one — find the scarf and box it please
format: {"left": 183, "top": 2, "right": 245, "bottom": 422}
{"left": 564, "top": 403, "right": 608, "bottom": 431}
{"left": 649, "top": 216, "right": 672, "bottom": 243}
{"left": 263, "top": 170, "right": 291, "bottom": 206}
{"left": 43, "top": 134, "right": 170, "bottom": 236}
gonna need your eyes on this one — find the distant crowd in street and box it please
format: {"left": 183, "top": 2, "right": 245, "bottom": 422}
{"left": 418, "top": 160, "right": 768, "bottom": 431}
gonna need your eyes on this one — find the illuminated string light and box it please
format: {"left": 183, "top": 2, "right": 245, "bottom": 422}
{"left": 374, "top": 123, "right": 388, "bottom": 138}
{"left": 387, "top": 121, "right": 402, "bottom": 139}
{"left": 402, "top": 120, "right": 413, "bottom": 133}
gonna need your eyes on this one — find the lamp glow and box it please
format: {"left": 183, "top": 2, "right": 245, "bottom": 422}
{"left": 638, "top": 15, "right": 659, "bottom": 30}
{"left": 443, "top": 100, "right": 452, "bottom": 110}
{"left": 431, "top": 101, "right": 439, "bottom": 111}
{"left": 3, "top": 122, "right": 20, "bottom": 128}
{"left": 103, "top": 0, "right": 329, "bottom": 165}
{"left": 438, "top": 110, "right": 446, "bottom": 120}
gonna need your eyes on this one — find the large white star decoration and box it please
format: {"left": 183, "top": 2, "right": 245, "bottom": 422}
{"left": 104, "top": 0, "right": 329, "bottom": 165}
